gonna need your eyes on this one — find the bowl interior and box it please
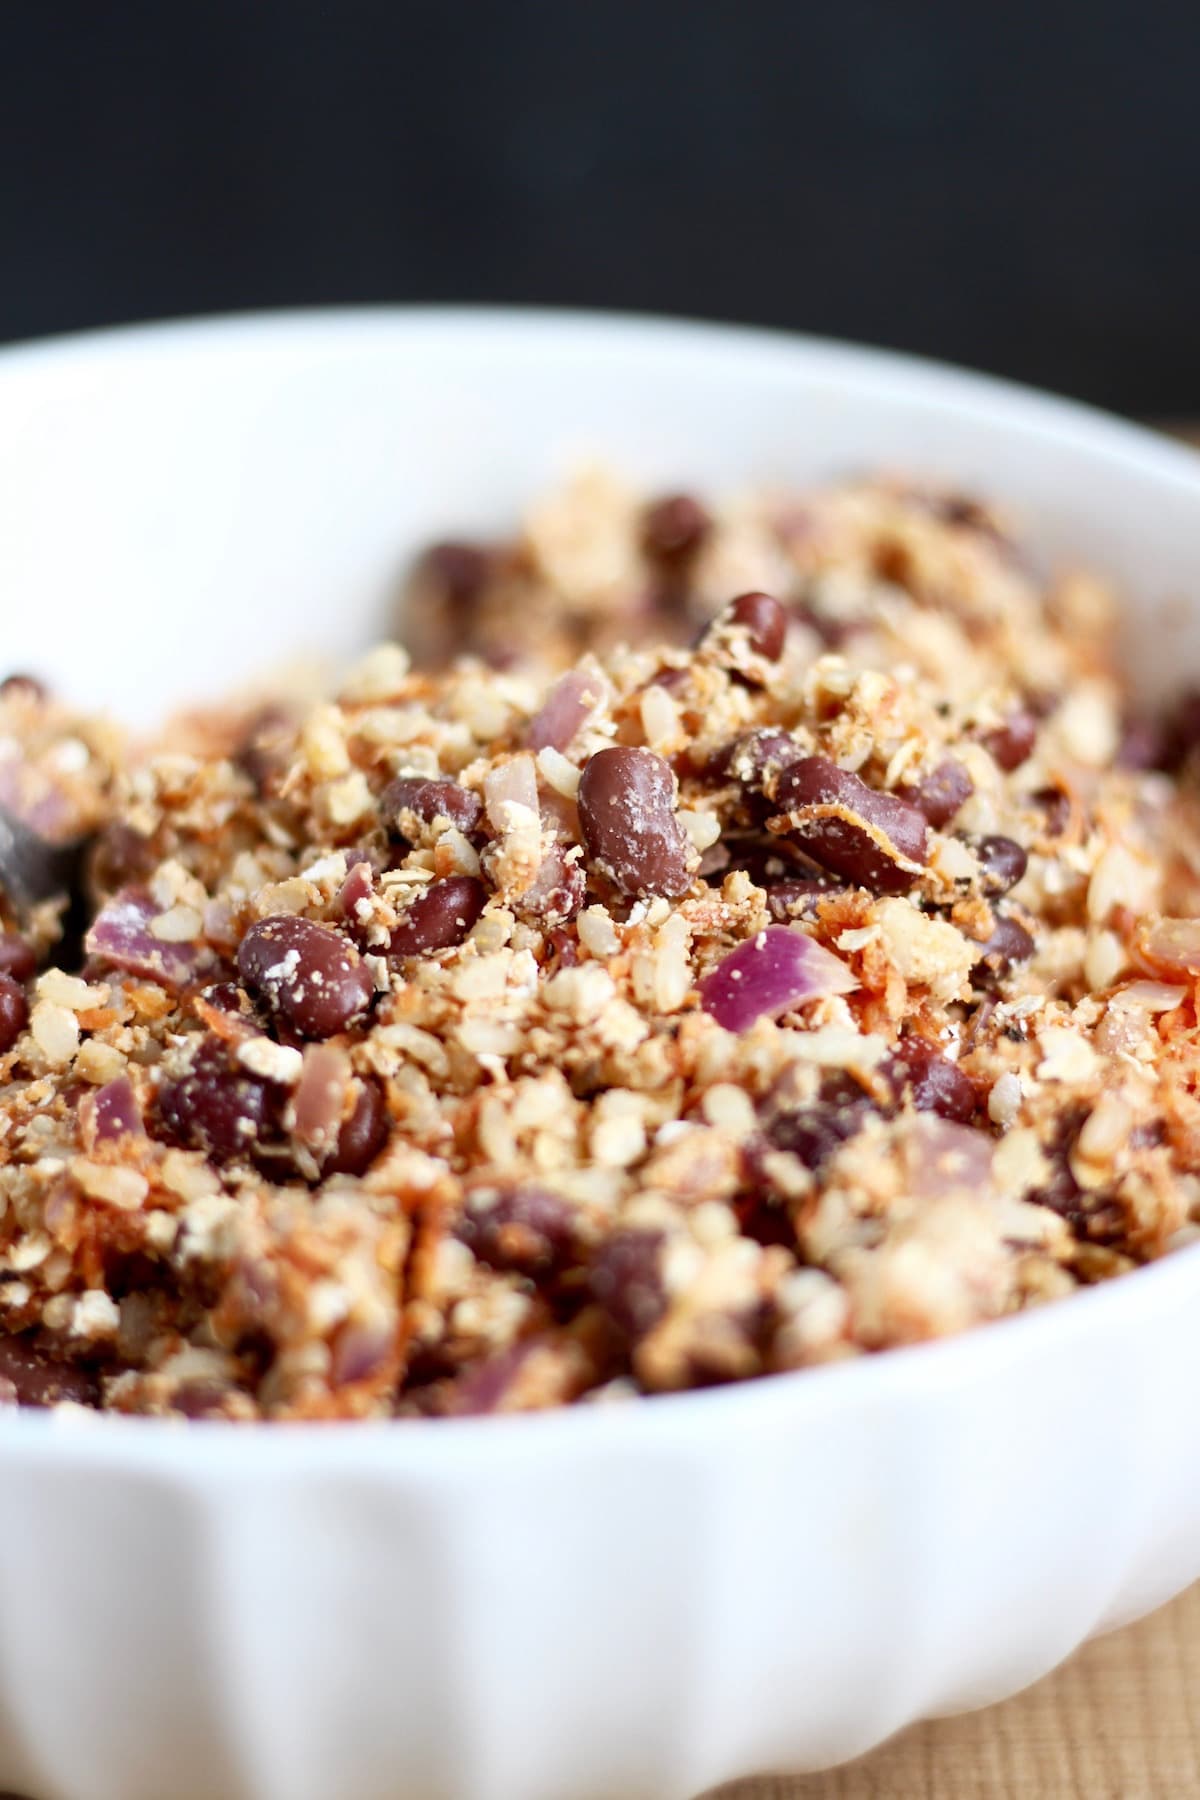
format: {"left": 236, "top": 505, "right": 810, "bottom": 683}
{"left": 0, "top": 308, "right": 1198, "bottom": 726}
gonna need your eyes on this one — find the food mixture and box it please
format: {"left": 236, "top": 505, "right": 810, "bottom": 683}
{"left": 2, "top": 468, "right": 1200, "bottom": 1419}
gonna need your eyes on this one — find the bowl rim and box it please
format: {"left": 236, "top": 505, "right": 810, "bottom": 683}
{"left": 3, "top": 300, "right": 1200, "bottom": 1468}
{"left": 0, "top": 299, "right": 1195, "bottom": 478}
{"left": 1, "top": 300, "right": 1199, "bottom": 489}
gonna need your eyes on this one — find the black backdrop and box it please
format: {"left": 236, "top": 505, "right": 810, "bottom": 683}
{"left": 3, "top": 1, "right": 1199, "bottom": 413}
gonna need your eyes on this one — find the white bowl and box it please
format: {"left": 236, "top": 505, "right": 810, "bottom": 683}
{"left": 1, "top": 309, "right": 1199, "bottom": 1800}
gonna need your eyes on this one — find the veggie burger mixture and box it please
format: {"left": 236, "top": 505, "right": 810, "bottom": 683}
{"left": 2, "top": 469, "right": 1200, "bottom": 1419}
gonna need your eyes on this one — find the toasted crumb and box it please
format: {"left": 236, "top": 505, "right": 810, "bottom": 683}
{"left": 0, "top": 468, "right": 1196, "bottom": 1420}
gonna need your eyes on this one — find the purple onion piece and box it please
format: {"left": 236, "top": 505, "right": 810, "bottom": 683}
{"left": 85, "top": 887, "right": 203, "bottom": 991}
{"left": 330, "top": 1321, "right": 394, "bottom": 1387}
{"left": 93, "top": 1076, "right": 143, "bottom": 1142}
{"left": 882, "top": 1040, "right": 977, "bottom": 1123}
{"left": 527, "top": 666, "right": 609, "bottom": 752}
{"left": 452, "top": 1339, "right": 543, "bottom": 1415}
{"left": 519, "top": 845, "right": 586, "bottom": 924}
{"left": 339, "top": 858, "right": 375, "bottom": 926}
{"left": 903, "top": 1115, "right": 996, "bottom": 1198}
{"left": 699, "top": 925, "right": 856, "bottom": 1033}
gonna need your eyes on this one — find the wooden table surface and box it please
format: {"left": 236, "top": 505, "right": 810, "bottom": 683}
{"left": 706, "top": 1581, "right": 1200, "bottom": 1799}
{"left": 712, "top": 418, "right": 1200, "bottom": 1800}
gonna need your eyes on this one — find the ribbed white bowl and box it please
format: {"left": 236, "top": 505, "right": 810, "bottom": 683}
{"left": 0, "top": 310, "right": 1198, "bottom": 1800}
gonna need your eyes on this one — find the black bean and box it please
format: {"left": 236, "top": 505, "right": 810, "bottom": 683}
{"left": 704, "top": 590, "right": 788, "bottom": 669}
{"left": 914, "top": 491, "right": 996, "bottom": 533}
{"left": 641, "top": 494, "right": 712, "bottom": 561}
{"left": 706, "top": 829, "right": 817, "bottom": 889}
{"left": 238, "top": 915, "right": 374, "bottom": 1040}
{"left": 577, "top": 746, "right": 691, "bottom": 900}
{"left": 460, "top": 1184, "right": 578, "bottom": 1276}
{"left": 0, "top": 973, "right": 28, "bottom": 1053}
{"left": 0, "top": 1334, "right": 97, "bottom": 1408}
{"left": 728, "top": 591, "right": 786, "bottom": 660}
{"left": 764, "top": 1072, "right": 873, "bottom": 1171}
{"left": 1159, "top": 689, "right": 1200, "bottom": 773}
{"left": 1032, "top": 786, "right": 1072, "bottom": 839}
{"left": 198, "top": 981, "right": 259, "bottom": 1028}
{"left": 389, "top": 875, "right": 487, "bottom": 957}
{"left": 883, "top": 1039, "right": 977, "bottom": 1123}
{"left": 733, "top": 1179, "right": 798, "bottom": 1251}
{"left": 772, "top": 755, "right": 928, "bottom": 894}
{"left": 897, "top": 757, "right": 974, "bottom": 829}
{"left": 712, "top": 728, "right": 802, "bottom": 794}
{"left": 980, "top": 709, "right": 1037, "bottom": 772}
{"left": 765, "top": 878, "right": 841, "bottom": 922}
{"left": 153, "top": 1037, "right": 280, "bottom": 1165}
{"left": 89, "top": 821, "right": 158, "bottom": 894}
{"left": 422, "top": 541, "right": 492, "bottom": 607}
{"left": 1114, "top": 717, "right": 1167, "bottom": 772}
{"left": 381, "top": 776, "right": 482, "bottom": 841}
{"left": 1025, "top": 1107, "right": 1125, "bottom": 1241}
{"left": 542, "top": 927, "right": 580, "bottom": 972}
{"left": 975, "top": 834, "right": 1028, "bottom": 896}
{"left": 589, "top": 1229, "right": 668, "bottom": 1337}
{"left": 973, "top": 915, "right": 1036, "bottom": 986}
{"left": 0, "top": 804, "right": 90, "bottom": 915}
{"left": 0, "top": 932, "right": 36, "bottom": 983}
{"left": 322, "top": 1077, "right": 390, "bottom": 1178}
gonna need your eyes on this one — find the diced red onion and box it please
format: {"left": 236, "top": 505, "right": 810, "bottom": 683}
{"left": 1136, "top": 917, "right": 1200, "bottom": 975}
{"left": 339, "top": 858, "right": 375, "bottom": 924}
{"left": 330, "top": 1320, "right": 394, "bottom": 1387}
{"left": 1115, "top": 978, "right": 1189, "bottom": 1012}
{"left": 92, "top": 1077, "right": 142, "bottom": 1143}
{"left": 85, "top": 887, "right": 203, "bottom": 990}
{"left": 538, "top": 787, "right": 578, "bottom": 836}
{"left": 527, "top": 665, "right": 610, "bottom": 752}
{"left": 1095, "top": 980, "right": 1187, "bottom": 1054}
{"left": 902, "top": 1115, "right": 995, "bottom": 1198}
{"left": 484, "top": 756, "right": 539, "bottom": 830}
{"left": 699, "top": 926, "right": 856, "bottom": 1032}
{"left": 293, "top": 1043, "right": 352, "bottom": 1150}
{"left": 452, "top": 1339, "right": 541, "bottom": 1415}
{"left": 0, "top": 762, "right": 75, "bottom": 839}
{"left": 201, "top": 898, "right": 238, "bottom": 951}
{"left": 521, "top": 844, "right": 585, "bottom": 921}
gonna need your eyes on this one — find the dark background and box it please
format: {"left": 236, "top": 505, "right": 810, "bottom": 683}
{"left": 3, "top": 1, "right": 1198, "bottom": 414}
